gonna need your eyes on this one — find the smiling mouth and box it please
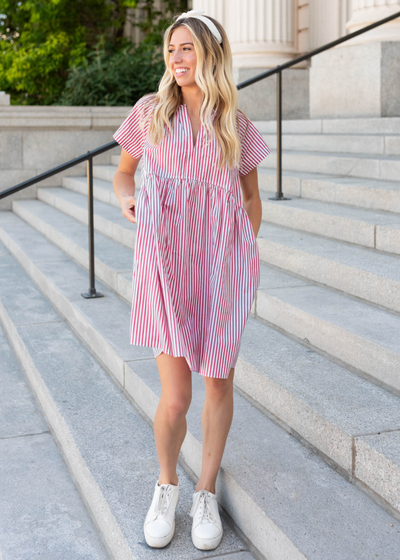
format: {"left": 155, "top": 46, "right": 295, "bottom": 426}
{"left": 175, "top": 69, "right": 189, "bottom": 75}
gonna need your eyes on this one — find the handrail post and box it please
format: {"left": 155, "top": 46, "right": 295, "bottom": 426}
{"left": 81, "top": 154, "right": 104, "bottom": 299}
{"left": 269, "top": 67, "right": 290, "bottom": 201}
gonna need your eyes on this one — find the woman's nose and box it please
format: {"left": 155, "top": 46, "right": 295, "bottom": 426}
{"left": 170, "top": 52, "right": 182, "bottom": 64}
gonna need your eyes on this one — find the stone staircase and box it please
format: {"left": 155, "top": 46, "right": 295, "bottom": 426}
{"left": 1, "top": 115, "right": 400, "bottom": 559}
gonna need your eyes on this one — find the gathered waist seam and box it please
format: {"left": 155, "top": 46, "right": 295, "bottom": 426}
{"left": 141, "top": 170, "right": 238, "bottom": 195}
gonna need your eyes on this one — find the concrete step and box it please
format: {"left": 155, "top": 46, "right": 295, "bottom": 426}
{"left": 257, "top": 220, "right": 400, "bottom": 315}
{"left": 261, "top": 133, "right": 400, "bottom": 156}
{"left": 63, "top": 171, "right": 141, "bottom": 205}
{"left": 10, "top": 198, "right": 400, "bottom": 395}
{"left": 12, "top": 199, "right": 134, "bottom": 301}
{"left": 93, "top": 163, "right": 140, "bottom": 184}
{"left": 257, "top": 168, "right": 400, "bottom": 214}
{"left": 256, "top": 117, "right": 400, "bottom": 135}
{"left": 2, "top": 212, "right": 400, "bottom": 517}
{"left": 63, "top": 175, "right": 121, "bottom": 208}
{"left": 39, "top": 185, "right": 400, "bottom": 256}
{"left": 0, "top": 243, "right": 249, "bottom": 560}
{"left": 102, "top": 155, "right": 400, "bottom": 217}
{"left": 259, "top": 149, "right": 400, "bottom": 182}
{"left": 0, "top": 323, "right": 109, "bottom": 560}
{"left": 236, "top": 298, "right": 400, "bottom": 511}
{"left": 21, "top": 193, "right": 400, "bottom": 316}
{"left": 38, "top": 187, "right": 137, "bottom": 250}
{"left": 260, "top": 193, "right": 400, "bottom": 254}
{"left": 256, "top": 261, "right": 400, "bottom": 395}
{"left": 1, "top": 216, "right": 399, "bottom": 559}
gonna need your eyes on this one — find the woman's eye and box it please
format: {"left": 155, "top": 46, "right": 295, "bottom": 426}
{"left": 168, "top": 48, "right": 190, "bottom": 53}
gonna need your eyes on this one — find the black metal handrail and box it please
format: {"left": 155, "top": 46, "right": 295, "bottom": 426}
{"left": 236, "top": 9, "right": 400, "bottom": 201}
{"left": 0, "top": 140, "right": 118, "bottom": 298}
{"left": 0, "top": 141, "right": 117, "bottom": 201}
{"left": 1, "top": 9, "right": 399, "bottom": 296}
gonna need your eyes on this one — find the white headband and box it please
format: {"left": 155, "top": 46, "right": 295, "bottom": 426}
{"left": 176, "top": 9, "right": 222, "bottom": 44}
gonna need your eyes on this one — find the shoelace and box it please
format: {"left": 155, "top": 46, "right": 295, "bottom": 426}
{"left": 190, "top": 490, "right": 216, "bottom": 524}
{"left": 152, "top": 484, "right": 173, "bottom": 519}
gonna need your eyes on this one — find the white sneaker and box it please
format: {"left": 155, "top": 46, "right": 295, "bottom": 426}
{"left": 143, "top": 481, "right": 180, "bottom": 548}
{"left": 190, "top": 489, "right": 223, "bottom": 550}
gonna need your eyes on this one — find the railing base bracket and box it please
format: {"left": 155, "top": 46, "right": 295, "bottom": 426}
{"left": 268, "top": 195, "right": 291, "bottom": 201}
{"left": 81, "top": 291, "right": 104, "bottom": 299}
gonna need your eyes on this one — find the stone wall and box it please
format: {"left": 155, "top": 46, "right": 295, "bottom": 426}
{"left": 310, "top": 41, "right": 400, "bottom": 118}
{"left": 192, "top": 0, "right": 400, "bottom": 119}
{"left": 0, "top": 106, "right": 128, "bottom": 209}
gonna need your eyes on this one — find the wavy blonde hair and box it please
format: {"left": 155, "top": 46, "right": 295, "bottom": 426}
{"left": 136, "top": 12, "right": 250, "bottom": 171}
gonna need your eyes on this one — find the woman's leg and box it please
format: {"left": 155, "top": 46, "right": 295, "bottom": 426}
{"left": 196, "top": 367, "right": 235, "bottom": 494}
{"left": 154, "top": 352, "right": 192, "bottom": 485}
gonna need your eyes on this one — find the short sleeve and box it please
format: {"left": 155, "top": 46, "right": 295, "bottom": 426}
{"left": 238, "top": 112, "right": 271, "bottom": 176}
{"left": 113, "top": 98, "right": 149, "bottom": 160}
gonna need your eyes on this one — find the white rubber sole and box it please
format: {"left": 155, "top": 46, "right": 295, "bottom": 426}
{"left": 143, "top": 492, "right": 179, "bottom": 548}
{"left": 191, "top": 529, "right": 223, "bottom": 551}
{"left": 144, "top": 520, "right": 175, "bottom": 548}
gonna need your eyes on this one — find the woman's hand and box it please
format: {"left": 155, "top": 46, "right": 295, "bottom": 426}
{"left": 113, "top": 149, "right": 141, "bottom": 224}
{"left": 119, "top": 195, "right": 137, "bottom": 223}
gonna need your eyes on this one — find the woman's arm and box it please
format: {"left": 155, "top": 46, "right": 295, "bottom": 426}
{"left": 239, "top": 167, "right": 262, "bottom": 238}
{"left": 113, "top": 148, "right": 141, "bottom": 224}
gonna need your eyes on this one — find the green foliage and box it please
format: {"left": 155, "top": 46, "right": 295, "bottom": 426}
{"left": 0, "top": 0, "right": 140, "bottom": 104}
{"left": 0, "top": 0, "right": 187, "bottom": 105}
{"left": 56, "top": 0, "right": 188, "bottom": 106}
{"left": 133, "top": 0, "right": 187, "bottom": 47}
{"left": 57, "top": 38, "right": 165, "bottom": 106}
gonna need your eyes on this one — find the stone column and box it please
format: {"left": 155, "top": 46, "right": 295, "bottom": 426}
{"left": 193, "top": 0, "right": 301, "bottom": 67}
{"left": 308, "top": 0, "right": 348, "bottom": 50}
{"left": 346, "top": 0, "right": 400, "bottom": 44}
{"left": 192, "top": 0, "right": 309, "bottom": 120}
{"left": 228, "top": 0, "right": 299, "bottom": 68}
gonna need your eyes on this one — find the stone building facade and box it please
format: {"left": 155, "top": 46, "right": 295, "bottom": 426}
{"left": 124, "top": 1, "right": 400, "bottom": 119}
{"left": 189, "top": 0, "right": 400, "bottom": 120}
{"left": 1, "top": 0, "right": 399, "bottom": 200}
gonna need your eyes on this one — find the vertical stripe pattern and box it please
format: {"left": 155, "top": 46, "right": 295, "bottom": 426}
{"left": 113, "top": 97, "right": 271, "bottom": 379}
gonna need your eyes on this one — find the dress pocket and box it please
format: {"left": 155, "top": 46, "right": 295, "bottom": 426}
{"left": 135, "top": 185, "right": 144, "bottom": 223}
{"left": 236, "top": 202, "right": 257, "bottom": 244}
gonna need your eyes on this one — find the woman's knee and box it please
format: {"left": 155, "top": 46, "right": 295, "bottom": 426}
{"left": 204, "top": 369, "right": 234, "bottom": 400}
{"left": 156, "top": 353, "right": 192, "bottom": 421}
{"left": 161, "top": 393, "right": 191, "bottom": 423}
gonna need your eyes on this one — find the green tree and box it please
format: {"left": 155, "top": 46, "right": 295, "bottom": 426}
{"left": 57, "top": 0, "right": 188, "bottom": 106}
{"left": 57, "top": 39, "right": 165, "bottom": 106}
{"left": 134, "top": 0, "right": 188, "bottom": 48}
{"left": 0, "top": 0, "right": 186, "bottom": 105}
{"left": 0, "top": 0, "right": 140, "bottom": 105}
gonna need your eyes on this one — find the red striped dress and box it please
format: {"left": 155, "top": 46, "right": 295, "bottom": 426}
{"left": 113, "top": 97, "right": 271, "bottom": 379}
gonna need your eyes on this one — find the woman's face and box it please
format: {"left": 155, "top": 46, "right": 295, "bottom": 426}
{"left": 168, "top": 26, "right": 197, "bottom": 87}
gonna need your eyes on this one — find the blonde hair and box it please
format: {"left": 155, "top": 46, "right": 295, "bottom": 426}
{"left": 136, "top": 13, "right": 250, "bottom": 171}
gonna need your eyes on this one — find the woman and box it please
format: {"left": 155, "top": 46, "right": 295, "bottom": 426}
{"left": 112, "top": 8, "right": 270, "bottom": 552}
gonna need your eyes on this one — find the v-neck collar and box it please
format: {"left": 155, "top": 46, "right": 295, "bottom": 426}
{"left": 180, "top": 104, "right": 216, "bottom": 149}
